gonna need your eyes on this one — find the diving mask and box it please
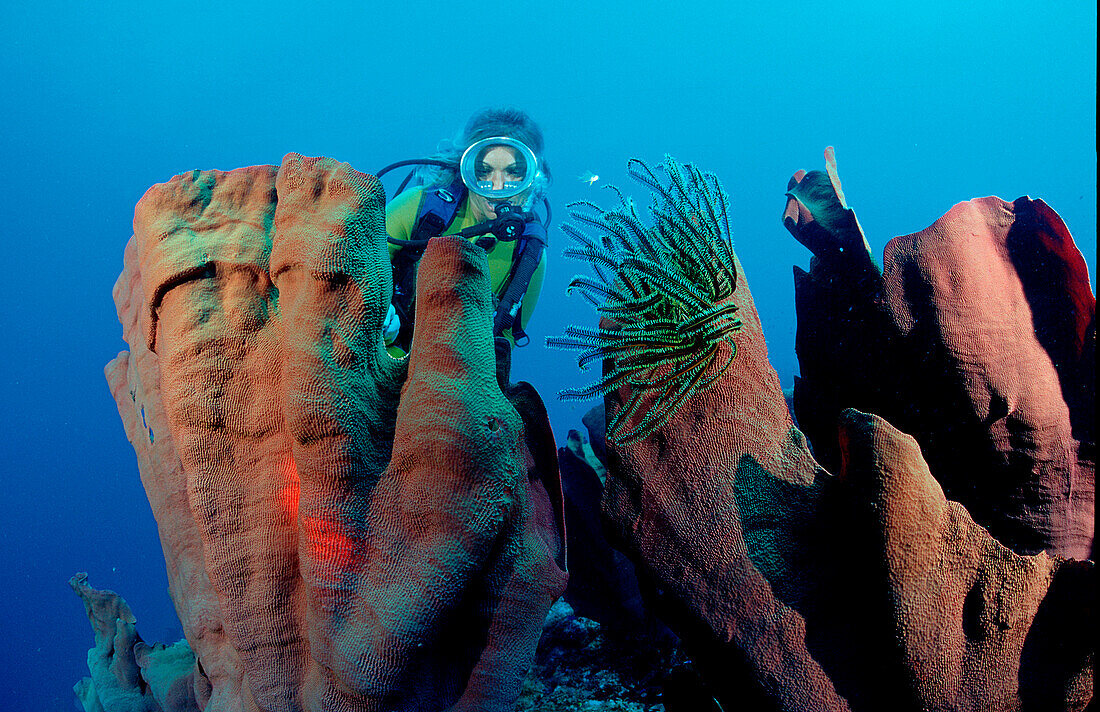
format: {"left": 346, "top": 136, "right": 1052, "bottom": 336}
{"left": 459, "top": 137, "right": 542, "bottom": 201}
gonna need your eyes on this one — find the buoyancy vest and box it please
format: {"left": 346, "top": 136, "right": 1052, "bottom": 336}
{"left": 389, "top": 181, "right": 546, "bottom": 352}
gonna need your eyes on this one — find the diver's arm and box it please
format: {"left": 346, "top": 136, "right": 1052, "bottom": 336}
{"left": 511, "top": 252, "right": 546, "bottom": 342}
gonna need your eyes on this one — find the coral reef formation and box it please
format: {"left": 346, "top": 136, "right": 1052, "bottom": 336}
{"left": 97, "top": 154, "right": 567, "bottom": 710}
{"left": 82, "top": 146, "right": 1094, "bottom": 710}
{"left": 786, "top": 151, "right": 1094, "bottom": 559}
{"left": 517, "top": 599, "right": 660, "bottom": 710}
{"left": 556, "top": 429, "right": 650, "bottom": 635}
{"left": 71, "top": 573, "right": 198, "bottom": 712}
{"left": 557, "top": 152, "right": 1094, "bottom": 710}
{"left": 517, "top": 599, "right": 711, "bottom": 711}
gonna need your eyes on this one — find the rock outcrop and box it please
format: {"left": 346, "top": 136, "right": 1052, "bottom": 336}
{"left": 98, "top": 154, "right": 567, "bottom": 711}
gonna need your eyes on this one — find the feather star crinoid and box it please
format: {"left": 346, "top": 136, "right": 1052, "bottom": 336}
{"left": 549, "top": 155, "right": 742, "bottom": 446}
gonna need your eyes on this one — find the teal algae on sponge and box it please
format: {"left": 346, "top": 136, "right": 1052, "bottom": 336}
{"left": 97, "top": 154, "right": 567, "bottom": 711}
{"left": 549, "top": 156, "right": 742, "bottom": 446}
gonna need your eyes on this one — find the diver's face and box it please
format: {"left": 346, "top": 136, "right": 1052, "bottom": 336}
{"left": 472, "top": 146, "right": 526, "bottom": 221}
{"left": 477, "top": 146, "right": 524, "bottom": 191}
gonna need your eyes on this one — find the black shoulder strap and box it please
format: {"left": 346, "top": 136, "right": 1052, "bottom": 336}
{"left": 410, "top": 180, "right": 466, "bottom": 241}
{"left": 493, "top": 220, "right": 547, "bottom": 346}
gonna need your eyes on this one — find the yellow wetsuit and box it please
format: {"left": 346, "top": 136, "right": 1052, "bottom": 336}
{"left": 385, "top": 186, "right": 547, "bottom": 353}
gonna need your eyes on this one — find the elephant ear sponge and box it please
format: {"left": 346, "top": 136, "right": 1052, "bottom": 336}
{"left": 549, "top": 155, "right": 742, "bottom": 446}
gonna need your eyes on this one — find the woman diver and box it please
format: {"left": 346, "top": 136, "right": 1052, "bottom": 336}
{"left": 379, "top": 107, "right": 551, "bottom": 358}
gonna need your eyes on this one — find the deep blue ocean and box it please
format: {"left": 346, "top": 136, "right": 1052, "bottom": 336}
{"left": 1, "top": 2, "right": 1094, "bottom": 709}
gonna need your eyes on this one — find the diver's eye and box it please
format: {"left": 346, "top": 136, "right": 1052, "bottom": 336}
{"left": 476, "top": 162, "right": 491, "bottom": 179}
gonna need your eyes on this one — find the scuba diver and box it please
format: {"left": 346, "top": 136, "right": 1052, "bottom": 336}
{"left": 378, "top": 107, "right": 551, "bottom": 358}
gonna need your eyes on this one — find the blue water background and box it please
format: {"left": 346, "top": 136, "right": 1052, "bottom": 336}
{"left": 1, "top": 2, "right": 1094, "bottom": 709}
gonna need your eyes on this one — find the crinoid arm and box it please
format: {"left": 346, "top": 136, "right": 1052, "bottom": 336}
{"left": 548, "top": 155, "right": 743, "bottom": 447}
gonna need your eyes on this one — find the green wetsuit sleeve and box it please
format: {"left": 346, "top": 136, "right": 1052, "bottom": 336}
{"left": 385, "top": 188, "right": 424, "bottom": 259}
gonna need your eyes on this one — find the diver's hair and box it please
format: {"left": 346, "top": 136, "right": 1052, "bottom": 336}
{"left": 410, "top": 107, "right": 552, "bottom": 195}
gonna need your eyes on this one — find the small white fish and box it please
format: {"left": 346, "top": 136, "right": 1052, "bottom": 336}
{"left": 578, "top": 170, "right": 599, "bottom": 186}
